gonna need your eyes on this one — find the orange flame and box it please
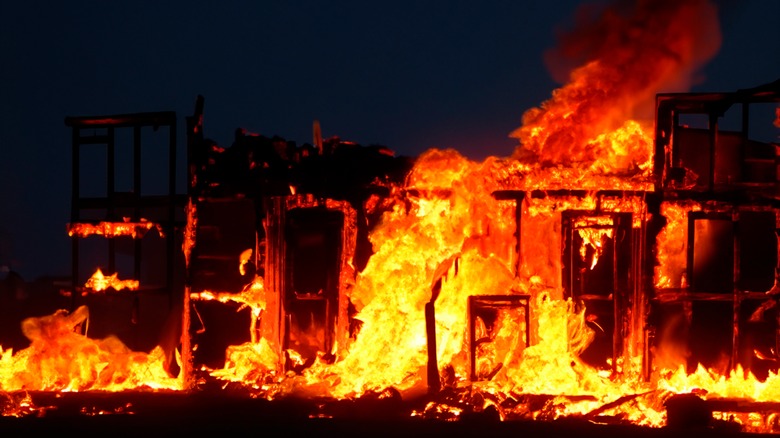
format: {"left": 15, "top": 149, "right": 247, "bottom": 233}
{"left": 15, "top": 0, "right": 780, "bottom": 433}
{"left": 0, "top": 306, "right": 181, "bottom": 393}
{"left": 67, "top": 218, "right": 164, "bottom": 239}
{"left": 774, "top": 107, "right": 780, "bottom": 129}
{"left": 84, "top": 268, "right": 139, "bottom": 293}
{"left": 202, "top": 0, "right": 780, "bottom": 431}
{"left": 575, "top": 217, "right": 615, "bottom": 270}
{"left": 512, "top": 0, "right": 720, "bottom": 173}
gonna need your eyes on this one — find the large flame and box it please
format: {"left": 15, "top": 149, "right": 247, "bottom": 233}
{"left": 203, "top": 0, "right": 769, "bottom": 429}
{"left": 0, "top": 306, "right": 181, "bottom": 393}
{"left": 67, "top": 218, "right": 164, "bottom": 239}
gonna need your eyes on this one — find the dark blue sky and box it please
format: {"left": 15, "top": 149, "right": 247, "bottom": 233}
{"left": 1, "top": 0, "right": 778, "bottom": 281}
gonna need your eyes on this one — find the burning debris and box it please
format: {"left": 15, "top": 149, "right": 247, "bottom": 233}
{"left": 67, "top": 218, "right": 164, "bottom": 239}
{"left": 83, "top": 269, "right": 139, "bottom": 294}
{"left": 2, "top": 0, "right": 780, "bottom": 434}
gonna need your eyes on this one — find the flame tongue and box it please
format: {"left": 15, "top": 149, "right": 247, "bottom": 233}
{"left": 296, "top": 149, "right": 512, "bottom": 397}
{"left": 512, "top": 0, "right": 720, "bottom": 174}
{"left": 84, "top": 268, "right": 139, "bottom": 293}
{"left": 261, "top": 0, "right": 728, "bottom": 420}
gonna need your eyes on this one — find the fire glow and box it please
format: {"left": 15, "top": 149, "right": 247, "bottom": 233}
{"left": 3, "top": 0, "right": 780, "bottom": 434}
{"left": 83, "top": 268, "right": 139, "bottom": 293}
{"left": 0, "top": 306, "right": 180, "bottom": 393}
{"left": 67, "top": 218, "right": 164, "bottom": 239}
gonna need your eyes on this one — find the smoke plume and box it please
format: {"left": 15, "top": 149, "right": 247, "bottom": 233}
{"left": 512, "top": 0, "right": 722, "bottom": 168}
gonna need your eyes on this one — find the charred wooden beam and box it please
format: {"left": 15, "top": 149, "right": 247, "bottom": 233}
{"left": 64, "top": 111, "right": 177, "bottom": 129}
{"left": 425, "top": 301, "right": 440, "bottom": 394}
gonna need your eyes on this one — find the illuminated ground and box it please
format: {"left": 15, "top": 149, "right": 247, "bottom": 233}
{"left": 0, "top": 389, "right": 765, "bottom": 437}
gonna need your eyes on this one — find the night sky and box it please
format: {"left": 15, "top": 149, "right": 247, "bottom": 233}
{"left": 1, "top": 0, "right": 778, "bottom": 281}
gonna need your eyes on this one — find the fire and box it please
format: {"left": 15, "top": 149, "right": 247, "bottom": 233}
{"left": 574, "top": 217, "right": 615, "bottom": 270}
{"left": 654, "top": 202, "right": 701, "bottom": 289}
{"left": 0, "top": 306, "right": 181, "bottom": 394}
{"left": 10, "top": 0, "right": 780, "bottom": 434}
{"left": 0, "top": 391, "right": 38, "bottom": 418}
{"left": 208, "top": 151, "right": 661, "bottom": 415}
{"left": 511, "top": 0, "right": 720, "bottom": 171}
{"left": 83, "top": 268, "right": 139, "bottom": 293}
{"left": 200, "top": 0, "right": 755, "bottom": 428}
{"left": 192, "top": 277, "right": 266, "bottom": 341}
{"left": 210, "top": 337, "right": 280, "bottom": 391}
{"left": 659, "top": 365, "right": 780, "bottom": 402}
{"left": 67, "top": 218, "right": 164, "bottom": 239}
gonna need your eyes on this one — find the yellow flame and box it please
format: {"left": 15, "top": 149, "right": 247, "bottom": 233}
{"left": 84, "top": 268, "right": 139, "bottom": 293}
{"left": 0, "top": 306, "right": 181, "bottom": 392}
{"left": 577, "top": 227, "right": 614, "bottom": 270}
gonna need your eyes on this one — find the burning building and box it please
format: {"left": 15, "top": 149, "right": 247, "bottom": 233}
{"left": 3, "top": 0, "right": 780, "bottom": 434}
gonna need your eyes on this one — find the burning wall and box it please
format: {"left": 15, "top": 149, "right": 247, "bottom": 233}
{"left": 183, "top": 71, "right": 780, "bottom": 427}
{"left": 172, "top": 0, "right": 780, "bottom": 428}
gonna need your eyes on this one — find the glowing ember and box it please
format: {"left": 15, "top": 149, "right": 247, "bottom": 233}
{"left": 0, "top": 392, "right": 41, "bottom": 417}
{"left": 511, "top": 0, "right": 720, "bottom": 173}
{"left": 67, "top": 218, "right": 164, "bottom": 239}
{"left": 84, "top": 268, "right": 139, "bottom": 293}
